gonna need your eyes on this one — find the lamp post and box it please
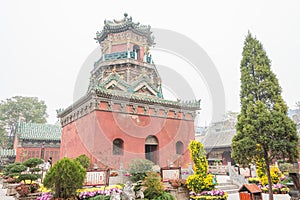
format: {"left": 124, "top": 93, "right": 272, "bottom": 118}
{"left": 40, "top": 141, "right": 45, "bottom": 183}
{"left": 40, "top": 142, "right": 45, "bottom": 160}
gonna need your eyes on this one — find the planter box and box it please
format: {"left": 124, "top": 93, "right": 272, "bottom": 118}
{"left": 2, "top": 180, "right": 8, "bottom": 189}
{"left": 14, "top": 192, "right": 42, "bottom": 200}
{"left": 6, "top": 183, "right": 19, "bottom": 196}
{"left": 109, "top": 175, "right": 131, "bottom": 185}
{"left": 169, "top": 187, "right": 189, "bottom": 199}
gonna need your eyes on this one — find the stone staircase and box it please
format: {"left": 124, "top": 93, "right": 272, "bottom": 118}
{"left": 216, "top": 175, "right": 240, "bottom": 194}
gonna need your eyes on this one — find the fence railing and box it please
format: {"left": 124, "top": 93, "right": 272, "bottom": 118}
{"left": 228, "top": 165, "right": 247, "bottom": 187}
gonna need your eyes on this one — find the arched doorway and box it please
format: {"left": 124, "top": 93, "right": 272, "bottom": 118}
{"left": 145, "top": 135, "right": 158, "bottom": 164}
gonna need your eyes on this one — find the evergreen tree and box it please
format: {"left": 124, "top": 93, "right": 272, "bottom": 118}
{"left": 232, "top": 32, "right": 299, "bottom": 200}
{"left": 43, "top": 157, "right": 86, "bottom": 198}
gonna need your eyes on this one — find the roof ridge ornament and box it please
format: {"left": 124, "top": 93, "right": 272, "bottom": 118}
{"left": 95, "top": 14, "right": 154, "bottom": 46}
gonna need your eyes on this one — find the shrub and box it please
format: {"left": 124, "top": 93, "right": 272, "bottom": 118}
{"left": 186, "top": 141, "right": 215, "bottom": 193}
{"left": 248, "top": 177, "right": 260, "bottom": 184}
{"left": 3, "top": 158, "right": 43, "bottom": 183}
{"left": 43, "top": 157, "right": 86, "bottom": 199}
{"left": 127, "top": 158, "right": 154, "bottom": 182}
{"left": 143, "top": 171, "right": 172, "bottom": 199}
{"left": 154, "top": 192, "right": 175, "bottom": 200}
{"left": 18, "top": 158, "right": 43, "bottom": 183}
{"left": 89, "top": 196, "right": 110, "bottom": 200}
{"left": 74, "top": 154, "right": 90, "bottom": 170}
{"left": 187, "top": 173, "right": 214, "bottom": 194}
{"left": 3, "top": 162, "right": 27, "bottom": 178}
{"left": 143, "top": 171, "right": 164, "bottom": 198}
{"left": 256, "top": 158, "right": 282, "bottom": 186}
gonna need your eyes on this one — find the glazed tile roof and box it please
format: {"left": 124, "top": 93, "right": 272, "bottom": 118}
{"left": 99, "top": 72, "right": 161, "bottom": 97}
{"left": 95, "top": 13, "right": 154, "bottom": 45}
{"left": 95, "top": 86, "right": 200, "bottom": 110}
{"left": 17, "top": 122, "right": 61, "bottom": 141}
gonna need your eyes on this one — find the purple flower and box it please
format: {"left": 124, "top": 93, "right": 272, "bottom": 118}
{"left": 195, "top": 190, "right": 225, "bottom": 196}
{"left": 37, "top": 193, "right": 53, "bottom": 200}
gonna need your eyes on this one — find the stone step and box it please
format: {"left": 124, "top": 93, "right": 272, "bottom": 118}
{"left": 222, "top": 188, "right": 240, "bottom": 194}
{"left": 217, "top": 181, "right": 233, "bottom": 186}
{"left": 216, "top": 184, "right": 239, "bottom": 190}
{"left": 216, "top": 183, "right": 239, "bottom": 194}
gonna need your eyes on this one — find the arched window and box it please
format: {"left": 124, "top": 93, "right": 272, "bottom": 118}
{"left": 133, "top": 45, "right": 140, "bottom": 60}
{"left": 113, "top": 139, "right": 124, "bottom": 155}
{"left": 176, "top": 141, "right": 184, "bottom": 155}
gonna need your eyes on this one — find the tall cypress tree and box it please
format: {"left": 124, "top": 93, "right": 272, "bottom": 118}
{"left": 232, "top": 32, "right": 299, "bottom": 200}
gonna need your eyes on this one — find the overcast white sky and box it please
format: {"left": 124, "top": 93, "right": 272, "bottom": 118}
{"left": 0, "top": 1, "right": 299, "bottom": 126}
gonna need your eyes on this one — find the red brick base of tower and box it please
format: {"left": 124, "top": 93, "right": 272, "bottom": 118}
{"left": 60, "top": 110, "right": 195, "bottom": 169}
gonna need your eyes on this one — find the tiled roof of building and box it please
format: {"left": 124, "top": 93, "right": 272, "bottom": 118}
{"left": 200, "top": 120, "right": 236, "bottom": 149}
{"left": 17, "top": 122, "right": 61, "bottom": 141}
{"left": 95, "top": 13, "right": 154, "bottom": 45}
{"left": 199, "top": 111, "right": 300, "bottom": 149}
{"left": 95, "top": 87, "right": 200, "bottom": 110}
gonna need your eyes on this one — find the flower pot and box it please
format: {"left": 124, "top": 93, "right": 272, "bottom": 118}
{"left": 171, "top": 182, "right": 180, "bottom": 188}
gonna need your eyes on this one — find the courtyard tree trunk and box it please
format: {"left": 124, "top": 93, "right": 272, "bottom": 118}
{"left": 264, "top": 148, "right": 273, "bottom": 200}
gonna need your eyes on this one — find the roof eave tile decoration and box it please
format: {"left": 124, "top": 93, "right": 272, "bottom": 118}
{"left": 94, "top": 13, "right": 155, "bottom": 46}
{"left": 95, "top": 87, "right": 201, "bottom": 110}
{"left": 17, "top": 122, "right": 62, "bottom": 141}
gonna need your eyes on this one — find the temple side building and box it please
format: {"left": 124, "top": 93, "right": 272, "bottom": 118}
{"left": 13, "top": 122, "right": 61, "bottom": 163}
{"left": 58, "top": 14, "right": 200, "bottom": 169}
{"left": 198, "top": 109, "right": 300, "bottom": 172}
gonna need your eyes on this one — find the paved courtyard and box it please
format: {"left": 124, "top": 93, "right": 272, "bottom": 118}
{"left": 0, "top": 183, "right": 14, "bottom": 200}
{"left": 0, "top": 178, "right": 291, "bottom": 200}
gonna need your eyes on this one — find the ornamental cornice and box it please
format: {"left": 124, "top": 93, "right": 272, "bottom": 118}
{"left": 59, "top": 93, "right": 199, "bottom": 127}
{"left": 93, "top": 57, "right": 156, "bottom": 71}
{"left": 100, "top": 31, "right": 148, "bottom": 49}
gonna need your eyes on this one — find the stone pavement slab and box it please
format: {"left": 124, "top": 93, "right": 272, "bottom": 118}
{"left": 0, "top": 180, "right": 15, "bottom": 200}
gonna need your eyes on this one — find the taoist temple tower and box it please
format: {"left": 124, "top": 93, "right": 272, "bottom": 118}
{"left": 58, "top": 14, "right": 200, "bottom": 169}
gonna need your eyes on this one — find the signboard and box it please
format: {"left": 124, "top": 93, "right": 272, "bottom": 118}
{"left": 161, "top": 167, "right": 181, "bottom": 182}
{"left": 84, "top": 170, "right": 109, "bottom": 186}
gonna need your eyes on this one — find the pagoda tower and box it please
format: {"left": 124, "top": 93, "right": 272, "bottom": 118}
{"left": 58, "top": 14, "right": 200, "bottom": 169}
{"left": 88, "top": 13, "right": 162, "bottom": 97}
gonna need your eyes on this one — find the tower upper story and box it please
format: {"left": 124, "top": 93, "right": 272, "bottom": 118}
{"left": 58, "top": 14, "right": 200, "bottom": 127}
{"left": 88, "top": 13, "right": 163, "bottom": 98}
